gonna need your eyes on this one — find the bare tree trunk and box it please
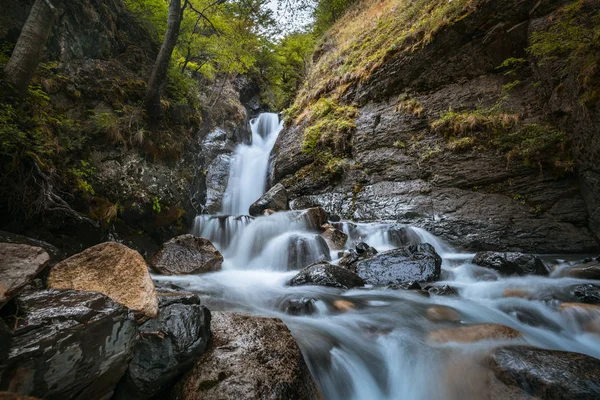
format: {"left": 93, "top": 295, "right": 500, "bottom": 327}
{"left": 3, "top": 0, "right": 61, "bottom": 94}
{"left": 145, "top": 0, "right": 185, "bottom": 121}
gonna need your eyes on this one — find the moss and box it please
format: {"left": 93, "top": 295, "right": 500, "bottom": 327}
{"left": 420, "top": 147, "right": 442, "bottom": 162}
{"left": 528, "top": 0, "right": 600, "bottom": 107}
{"left": 431, "top": 107, "right": 519, "bottom": 139}
{"left": 396, "top": 96, "right": 424, "bottom": 117}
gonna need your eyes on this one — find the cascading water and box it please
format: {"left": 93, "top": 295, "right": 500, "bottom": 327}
{"left": 221, "top": 113, "right": 282, "bottom": 215}
{"left": 168, "top": 113, "right": 600, "bottom": 399}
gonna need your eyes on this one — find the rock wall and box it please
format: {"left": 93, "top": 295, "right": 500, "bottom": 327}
{"left": 272, "top": 0, "right": 600, "bottom": 253}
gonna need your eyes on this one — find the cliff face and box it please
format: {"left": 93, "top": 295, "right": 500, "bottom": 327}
{"left": 271, "top": 0, "right": 600, "bottom": 253}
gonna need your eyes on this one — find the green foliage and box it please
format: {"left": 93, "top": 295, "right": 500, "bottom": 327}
{"left": 528, "top": 0, "right": 600, "bottom": 106}
{"left": 313, "top": 0, "right": 360, "bottom": 36}
{"left": 432, "top": 108, "right": 574, "bottom": 174}
{"left": 152, "top": 196, "right": 162, "bottom": 214}
{"left": 301, "top": 97, "right": 357, "bottom": 157}
{"left": 396, "top": 96, "right": 424, "bottom": 117}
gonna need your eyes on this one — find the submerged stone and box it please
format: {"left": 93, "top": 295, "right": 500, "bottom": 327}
{"left": 429, "top": 323, "right": 521, "bottom": 344}
{"left": 289, "top": 261, "right": 365, "bottom": 290}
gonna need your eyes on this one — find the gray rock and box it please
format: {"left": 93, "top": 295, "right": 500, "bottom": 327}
{"left": 339, "top": 242, "right": 378, "bottom": 272}
{"left": 287, "top": 234, "right": 331, "bottom": 270}
{"left": 115, "top": 286, "right": 211, "bottom": 400}
{"left": 248, "top": 183, "right": 288, "bottom": 217}
{"left": 289, "top": 261, "right": 365, "bottom": 289}
{"left": 571, "top": 284, "right": 600, "bottom": 305}
{"left": 0, "top": 289, "right": 137, "bottom": 400}
{"left": 0, "top": 243, "right": 50, "bottom": 309}
{"left": 0, "top": 231, "right": 62, "bottom": 266}
{"left": 356, "top": 243, "right": 442, "bottom": 285}
{"left": 488, "top": 346, "right": 600, "bottom": 399}
{"left": 204, "top": 154, "right": 231, "bottom": 214}
{"left": 172, "top": 312, "right": 322, "bottom": 400}
{"left": 424, "top": 284, "right": 458, "bottom": 296}
{"left": 150, "top": 235, "right": 223, "bottom": 276}
{"left": 298, "top": 207, "right": 329, "bottom": 230}
{"left": 472, "top": 252, "right": 548, "bottom": 276}
{"left": 280, "top": 297, "right": 317, "bottom": 316}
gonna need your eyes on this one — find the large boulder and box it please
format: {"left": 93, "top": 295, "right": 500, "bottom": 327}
{"left": 0, "top": 243, "right": 50, "bottom": 309}
{"left": 248, "top": 183, "right": 288, "bottom": 217}
{"left": 338, "top": 242, "right": 378, "bottom": 272}
{"left": 557, "top": 262, "right": 600, "bottom": 280}
{"left": 320, "top": 225, "right": 348, "bottom": 250}
{"left": 114, "top": 284, "right": 211, "bottom": 400}
{"left": 472, "top": 252, "right": 548, "bottom": 276}
{"left": 356, "top": 243, "right": 442, "bottom": 285}
{"left": 172, "top": 312, "right": 321, "bottom": 400}
{"left": 488, "top": 347, "right": 600, "bottom": 399}
{"left": 298, "top": 207, "right": 328, "bottom": 230}
{"left": 150, "top": 235, "right": 223, "bottom": 276}
{"left": 0, "top": 289, "right": 137, "bottom": 399}
{"left": 287, "top": 234, "right": 331, "bottom": 270}
{"left": 0, "top": 231, "right": 62, "bottom": 266}
{"left": 47, "top": 242, "right": 158, "bottom": 319}
{"left": 289, "top": 261, "right": 365, "bottom": 290}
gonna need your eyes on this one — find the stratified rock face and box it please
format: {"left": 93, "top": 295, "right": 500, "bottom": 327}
{"left": 488, "top": 347, "right": 600, "bottom": 399}
{"left": 172, "top": 312, "right": 322, "bottom": 400}
{"left": 271, "top": 0, "right": 600, "bottom": 254}
{"left": 248, "top": 183, "right": 288, "bottom": 217}
{"left": 0, "top": 244, "right": 49, "bottom": 308}
{"left": 356, "top": 243, "right": 442, "bottom": 285}
{"left": 289, "top": 261, "right": 365, "bottom": 289}
{"left": 320, "top": 226, "right": 348, "bottom": 250}
{"left": 150, "top": 235, "right": 223, "bottom": 276}
{"left": 114, "top": 285, "right": 211, "bottom": 400}
{"left": 0, "top": 289, "right": 137, "bottom": 400}
{"left": 0, "top": 319, "right": 10, "bottom": 363}
{"left": 47, "top": 242, "right": 158, "bottom": 318}
{"left": 472, "top": 252, "right": 548, "bottom": 276}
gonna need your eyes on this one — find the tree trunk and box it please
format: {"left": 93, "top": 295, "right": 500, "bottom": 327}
{"left": 3, "top": 0, "right": 61, "bottom": 94}
{"left": 145, "top": 0, "right": 185, "bottom": 121}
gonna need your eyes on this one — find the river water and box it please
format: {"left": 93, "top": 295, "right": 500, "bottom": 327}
{"left": 159, "top": 113, "right": 600, "bottom": 399}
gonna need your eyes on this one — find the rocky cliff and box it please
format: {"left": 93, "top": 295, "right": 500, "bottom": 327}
{"left": 271, "top": 0, "right": 600, "bottom": 253}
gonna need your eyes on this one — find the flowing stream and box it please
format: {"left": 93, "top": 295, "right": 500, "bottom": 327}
{"left": 160, "top": 113, "right": 600, "bottom": 399}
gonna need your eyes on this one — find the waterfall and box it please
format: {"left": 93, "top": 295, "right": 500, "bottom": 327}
{"left": 174, "top": 112, "right": 600, "bottom": 400}
{"left": 221, "top": 113, "right": 282, "bottom": 215}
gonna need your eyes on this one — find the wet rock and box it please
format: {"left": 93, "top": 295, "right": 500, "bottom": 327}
{"left": 114, "top": 287, "right": 211, "bottom": 400}
{"left": 472, "top": 252, "right": 548, "bottom": 276}
{"left": 281, "top": 297, "right": 317, "bottom": 316}
{"left": 338, "top": 243, "right": 378, "bottom": 272}
{"left": 0, "top": 319, "right": 10, "bottom": 364}
{"left": 287, "top": 234, "right": 331, "bottom": 270}
{"left": 502, "top": 289, "right": 532, "bottom": 299}
{"left": 47, "top": 242, "right": 158, "bottom": 319}
{"left": 0, "top": 244, "right": 50, "bottom": 309}
{"left": 557, "top": 262, "right": 600, "bottom": 280}
{"left": 172, "top": 312, "right": 322, "bottom": 400}
{"left": 571, "top": 284, "right": 600, "bottom": 305}
{"left": 204, "top": 154, "right": 232, "bottom": 214}
{"left": 150, "top": 235, "right": 223, "bottom": 276}
{"left": 248, "top": 183, "right": 288, "bottom": 217}
{"left": 0, "top": 289, "right": 137, "bottom": 399}
{"left": 425, "top": 306, "right": 461, "bottom": 322}
{"left": 429, "top": 324, "right": 521, "bottom": 344}
{"left": 299, "top": 207, "right": 328, "bottom": 230}
{"left": 488, "top": 346, "right": 600, "bottom": 399}
{"left": 0, "top": 393, "right": 40, "bottom": 400}
{"left": 386, "top": 225, "right": 421, "bottom": 248}
{"left": 262, "top": 209, "right": 277, "bottom": 216}
{"left": 320, "top": 226, "right": 348, "bottom": 250}
{"left": 388, "top": 281, "right": 421, "bottom": 290}
{"left": 0, "top": 231, "right": 62, "bottom": 266}
{"left": 332, "top": 300, "right": 356, "bottom": 312}
{"left": 356, "top": 243, "right": 442, "bottom": 285}
{"left": 289, "top": 261, "right": 365, "bottom": 290}
{"left": 424, "top": 285, "right": 458, "bottom": 297}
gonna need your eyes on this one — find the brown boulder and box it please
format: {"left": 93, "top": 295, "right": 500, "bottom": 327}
{"left": 320, "top": 226, "right": 348, "bottom": 250}
{"left": 425, "top": 305, "right": 461, "bottom": 322}
{"left": 150, "top": 235, "right": 223, "bottom": 276}
{"left": 298, "top": 207, "right": 328, "bottom": 230}
{"left": 429, "top": 323, "right": 521, "bottom": 344}
{"left": 172, "top": 312, "right": 321, "bottom": 400}
{"left": 47, "top": 242, "right": 158, "bottom": 318}
{"left": 0, "top": 243, "right": 50, "bottom": 308}
{"left": 557, "top": 262, "right": 600, "bottom": 280}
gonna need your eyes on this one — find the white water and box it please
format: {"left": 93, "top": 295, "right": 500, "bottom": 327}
{"left": 169, "top": 113, "right": 600, "bottom": 399}
{"left": 221, "top": 113, "right": 282, "bottom": 215}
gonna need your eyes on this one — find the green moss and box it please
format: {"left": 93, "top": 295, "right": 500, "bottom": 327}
{"left": 396, "top": 96, "right": 424, "bottom": 117}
